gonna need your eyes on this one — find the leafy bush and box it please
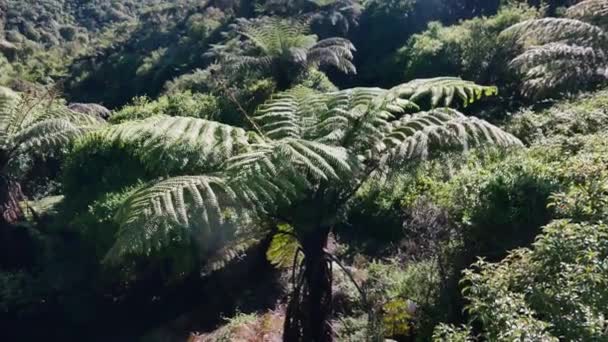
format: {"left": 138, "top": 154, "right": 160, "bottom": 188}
{"left": 450, "top": 220, "right": 608, "bottom": 341}
{"left": 110, "top": 91, "right": 220, "bottom": 124}
{"left": 400, "top": 3, "right": 538, "bottom": 84}
{"left": 444, "top": 151, "right": 557, "bottom": 261}
{"left": 61, "top": 136, "right": 151, "bottom": 213}
{"left": 507, "top": 88, "right": 608, "bottom": 144}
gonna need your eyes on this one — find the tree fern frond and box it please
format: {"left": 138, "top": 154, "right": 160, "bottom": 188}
{"left": 510, "top": 43, "right": 605, "bottom": 70}
{"left": 254, "top": 86, "right": 321, "bottom": 140}
{"left": 202, "top": 225, "right": 268, "bottom": 276}
{"left": 99, "top": 115, "right": 251, "bottom": 171}
{"left": 202, "top": 230, "right": 264, "bottom": 275}
{"left": 308, "top": 38, "right": 357, "bottom": 74}
{"left": 566, "top": 0, "right": 608, "bottom": 30}
{"left": 510, "top": 43, "right": 607, "bottom": 98}
{"left": 1, "top": 90, "right": 105, "bottom": 160}
{"left": 500, "top": 18, "right": 608, "bottom": 48}
{"left": 393, "top": 77, "right": 499, "bottom": 108}
{"left": 12, "top": 119, "right": 89, "bottom": 153}
{"left": 382, "top": 108, "right": 522, "bottom": 162}
{"left": 267, "top": 223, "right": 301, "bottom": 269}
{"left": 227, "top": 138, "right": 354, "bottom": 183}
{"left": 111, "top": 175, "right": 244, "bottom": 260}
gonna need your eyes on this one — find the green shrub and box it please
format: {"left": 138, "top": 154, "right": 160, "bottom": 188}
{"left": 69, "top": 185, "right": 142, "bottom": 259}
{"left": 444, "top": 152, "right": 557, "bottom": 261}
{"left": 334, "top": 258, "right": 444, "bottom": 341}
{"left": 61, "top": 136, "right": 151, "bottom": 213}
{"left": 454, "top": 220, "right": 608, "bottom": 341}
{"left": 400, "top": 3, "right": 538, "bottom": 83}
{"left": 507, "top": 88, "right": 608, "bottom": 144}
{"left": 110, "top": 91, "right": 220, "bottom": 124}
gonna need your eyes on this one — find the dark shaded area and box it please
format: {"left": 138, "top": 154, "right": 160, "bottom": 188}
{"left": 1, "top": 230, "right": 280, "bottom": 341}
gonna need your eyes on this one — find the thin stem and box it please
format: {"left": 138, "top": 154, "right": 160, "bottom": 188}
{"left": 217, "top": 79, "right": 267, "bottom": 138}
{"left": 326, "top": 252, "right": 369, "bottom": 308}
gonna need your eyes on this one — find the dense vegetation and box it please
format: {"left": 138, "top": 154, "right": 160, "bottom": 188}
{"left": 2, "top": 1, "right": 608, "bottom": 341}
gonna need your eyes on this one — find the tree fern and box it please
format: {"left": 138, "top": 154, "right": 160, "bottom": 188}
{"left": 208, "top": 16, "right": 356, "bottom": 89}
{"left": 0, "top": 87, "right": 105, "bottom": 224}
{"left": 566, "top": 0, "right": 608, "bottom": 30}
{"left": 107, "top": 77, "right": 520, "bottom": 341}
{"left": 500, "top": 18, "right": 608, "bottom": 48}
{"left": 501, "top": 5, "right": 608, "bottom": 98}
{"left": 509, "top": 43, "right": 607, "bottom": 98}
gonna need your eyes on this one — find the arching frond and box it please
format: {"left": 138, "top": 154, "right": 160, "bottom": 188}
{"left": 253, "top": 86, "right": 322, "bottom": 140}
{"left": 510, "top": 43, "right": 607, "bottom": 98}
{"left": 381, "top": 108, "right": 522, "bottom": 162}
{"left": 227, "top": 138, "right": 355, "bottom": 183}
{"left": 500, "top": 18, "right": 608, "bottom": 48}
{"left": 393, "top": 77, "right": 499, "bottom": 108}
{"left": 0, "top": 90, "right": 105, "bottom": 159}
{"left": 203, "top": 230, "right": 264, "bottom": 275}
{"left": 566, "top": 0, "right": 608, "bottom": 30}
{"left": 98, "top": 115, "right": 251, "bottom": 171}
{"left": 108, "top": 175, "right": 244, "bottom": 262}
{"left": 11, "top": 119, "right": 90, "bottom": 153}
{"left": 307, "top": 37, "right": 357, "bottom": 74}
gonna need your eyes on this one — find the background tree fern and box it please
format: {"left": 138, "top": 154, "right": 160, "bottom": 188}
{"left": 208, "top": 16, "right": 356, "bottom": 90}
{"left": 0, "top": 87, "right": 104, "bottom": 224}
{"left": 501, "top": 2, "right": 608, "bottom": 99}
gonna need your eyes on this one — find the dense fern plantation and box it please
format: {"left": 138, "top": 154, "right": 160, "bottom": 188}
{"left": 2, "top": 1, "right": 608, "bottom": 342}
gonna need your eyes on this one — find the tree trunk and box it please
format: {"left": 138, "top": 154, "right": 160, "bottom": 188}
{"left": 284, "top": 226, "right": 333, "bottom": 342}
{"left": 0, "top": 175, "right": 23, "bottom": 225}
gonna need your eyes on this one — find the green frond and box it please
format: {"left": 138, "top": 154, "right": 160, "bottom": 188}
{"left": 108, "top": 175, "right": 246, "bottom": 262}
{"left": 394, "top": 77, "right": 499, "bottom": 108}
{"left": 203, "top": 231, "right": 264, "bottom": 275}
{"left": 0, "top": 90, "right": 105, "bottom": 160}
{"left": 12, "top": 119, "right": 89, "bottom": 153}
{"left": 382, "top": 108, "right": 522, "bottom": 162}
{"left": 566, "top": 0, "right": 608, "bottom": 30}
{"left": 308, "top": 37, "right": 357, "bottom": 74}
{"left": 510, "top": 43, "right": 607, "bottom": 98}
{"left": 98, "top": 115, "right": 251, "bottom": 171}
{"left": 500, "top": 18, "right": 608, "bottom": 48}
{"left": 227, "top": 138, "right": 354, "bottom": 183}
{"left": 266, "top": 223, "right": 301, "bottom": 269}
{"left": 253, "top": 86, "right": 321, "bottom": 140}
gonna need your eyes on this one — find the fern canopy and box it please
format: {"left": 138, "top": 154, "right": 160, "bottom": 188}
{"left": 109, "top": 78, "right": 520, "bottom": 268}
{"left": 208, "top": 16, "right": 356, "bottom": 88}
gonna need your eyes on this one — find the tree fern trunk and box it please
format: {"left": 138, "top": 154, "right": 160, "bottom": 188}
{"left": 0, "top": 175, "right": 23, "bottom": 225}
{"left": 284, "top": 226, "right": 333, "bottom": 342}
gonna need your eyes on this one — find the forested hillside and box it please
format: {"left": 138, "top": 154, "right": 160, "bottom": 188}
{"left": 2, "top": 1, "right": 608, "bottom": 341}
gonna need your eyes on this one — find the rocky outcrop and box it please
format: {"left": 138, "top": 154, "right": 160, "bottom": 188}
{"left": 68, "top": 102, "right": 112, "bottom": 120}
